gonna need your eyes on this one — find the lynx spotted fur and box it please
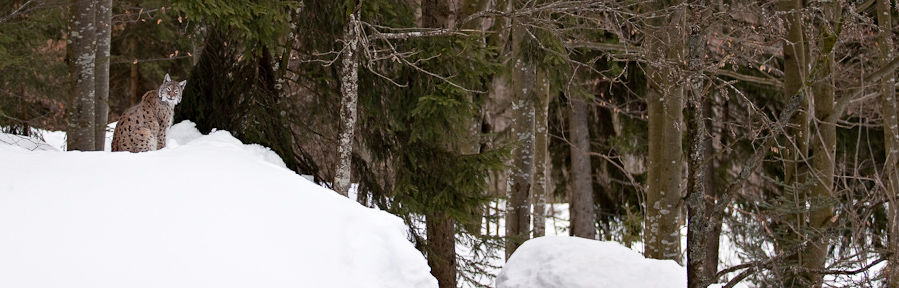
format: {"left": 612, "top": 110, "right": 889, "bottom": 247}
{"left": 111, "top": 74, "right": 186, "bottom": 152}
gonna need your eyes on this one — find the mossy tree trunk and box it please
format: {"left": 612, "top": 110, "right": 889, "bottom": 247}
{"left": 334, "top": 11, "right": 360, "bottom": 197}
{"left": 533, "top": 68, "right": 550, "bottom": 237}
{"left": 643, "top": 1, "right": 685, "bottom": 264}
{"left": 66, "top": 0, "right": 97, "bottom": 151}
{"left": 505, "top": 17, "right": 536, "bottom": 258}
{"left": 685, "top": 4, "right": 711, "bottom": 286}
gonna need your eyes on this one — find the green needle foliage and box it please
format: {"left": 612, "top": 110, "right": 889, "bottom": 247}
{"left": 172, "top": 0, "right": 299, "bottom": 171}
{"left": 0, "top": 4, "right": 68, "bottom": 134}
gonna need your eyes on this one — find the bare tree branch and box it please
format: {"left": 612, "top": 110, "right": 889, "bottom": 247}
{"left": 0, "top": 0, "right": 46, "bottom": 25}
{"left": 710, "top": 92, "right": 803, "bottom": 227}
{"left": 829, "top": 56, "right": 899, "bottom": 123}
{"left": 714, "top": 69, "right": 783, "bottom": 88}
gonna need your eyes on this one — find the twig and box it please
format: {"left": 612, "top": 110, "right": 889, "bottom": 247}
{"left": 0, "top": 0, "right": 39, "bottom": 25}
{"left": 110, "top": 55, "right": 192, "bottom": 65}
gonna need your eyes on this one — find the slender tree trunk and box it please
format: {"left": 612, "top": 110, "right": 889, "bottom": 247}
{"left": 66, "top": 0, "right": 97, "bottom": 151}
{"left": 505, "top": 20, "right": 536, "bottom": 258}
{"left": 779, "top": 0, "right": 811, "bottom": 285}
{"left": 686, "top": 7, "right": 710, "bottom": 287}
{"left": 644, "top": 73, "right": 684, "bottom": 263}
{"left": 94, "top": 0, "right": 111, "bottom": 150}
{"left": 643, "top": 2, "right": 685, "bottom": 264}
{"left": 803, "top": 3, "right": 840, "bottom": 287}
{"left": 459, "top": 0, "right": 490, "bottom": 235}
{"left": 130, "top": 64, "right": 139, "bottom": 106}
{"left": 701, "top": 95, "right": 719, "bottom": 282}
{"left": 569, "top": 96, "right": 595, "bottom": 239}
{"left": 129, "top": 38, "right": 139, "bottom": 108}
{"left": 334, "top": 12, "right": 360, "bottom": 197}
{"left": 532, "top": 68, "right": 550, "bottom": 237}
{"left": 20, "top": 84, "right": 29, "bottom": 136}
{"left": 878, "top": 0, "right": 899, "bottom": 286}
{"left": 421, "top": 1, "right": 458, "bottom": 286}
{"left": 426, "top": 210, "right": 456, "bottom": 288}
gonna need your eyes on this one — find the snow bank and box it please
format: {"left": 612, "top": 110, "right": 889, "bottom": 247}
{"left": 0, "top": 121, "right": 437, "bottom": 288}
{"left": 496, "top": 236, "right": 686, "bottom": 288}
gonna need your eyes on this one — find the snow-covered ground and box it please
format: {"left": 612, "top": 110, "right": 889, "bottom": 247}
{"left": 497, "top": 236, "right": 686, "bottom": 288}
{"left": 0, "top": 121, "right": 771, "bottom": 288}
{"left": 0, "top": 121, "right": 437, "bottom": 288}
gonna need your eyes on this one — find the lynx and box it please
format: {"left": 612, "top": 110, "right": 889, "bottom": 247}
{"left": 111, "top": 74, "right": 186, "bottom": 152}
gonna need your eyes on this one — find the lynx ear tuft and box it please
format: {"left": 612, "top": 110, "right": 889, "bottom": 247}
{"left": 179, "top": 80, "right": 187, "bottom": 89}
{"left": 164, "top": 73, "right": 172, "bottom": 83}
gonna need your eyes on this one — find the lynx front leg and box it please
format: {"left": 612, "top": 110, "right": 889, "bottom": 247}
{"left": 156, "top": 130, "right": 166, "bottom": 150}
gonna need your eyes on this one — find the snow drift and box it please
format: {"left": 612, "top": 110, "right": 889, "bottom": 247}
{"left": 496, "top": 236, "right": 687, "bottom": 288}
{"left": 0, "top": 121, "right": 437, "bottom": 288}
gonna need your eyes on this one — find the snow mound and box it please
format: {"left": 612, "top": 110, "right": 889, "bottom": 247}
{"left": 0, "top": 121, "right": 437, "bottom": 288}
{"left": 496, "top": 236, "right": 686, "bottom": 288}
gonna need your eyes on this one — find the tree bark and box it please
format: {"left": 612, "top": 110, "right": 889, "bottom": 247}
{"left": 532, "top": 68, "right": 550, "bottom": 238}
{"left": 701, "top": 96, "right": 719, "bottom": 283}
{"left": 686, "top": 6, "right": 710, "bottom": 287}
{"left": 129, "top": 38, "right": 140, "bottom": 108}
{"left": 426, "top": 210, "right": 457, "bottom": 288}
{"left": 94, "top": 0, "right": 111, "bottom": 150}
{"left": 420, "top": 1, "right": 459, "bottom": 286}
{"left": 878, "top": 0, "right": 899, "bottom": 286}
{"left": 458, "top": 0, "right": 490, "bottom": 236}
{"left": 643, "top": 2, "right": 685, "bottom": 264}
{"left": 66, "top": 0, "right": 97, "bottom": 151}
{"left": 334, "top": 12, "right": 360, "bottom": 197}
{"left": 778, "top": 0, "right": 811, "bottom": 286}
{"left": 505, "top": 20, "right": 536, "bottom": 258}
{"left": 569, "top": 96, "right": 595, "bottom": 240}
{"left": 644, "top": 68, "right": 684, "bottom": 263}
{"left": 803, "top": 2, "right": 840, "bottom": 286}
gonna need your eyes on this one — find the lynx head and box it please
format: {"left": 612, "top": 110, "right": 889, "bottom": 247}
{"left": 158, "top": 73, "right": 187, "bottom": 106}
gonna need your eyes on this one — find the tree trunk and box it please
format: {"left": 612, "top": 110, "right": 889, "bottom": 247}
{"left": 66, "top": 0, "right": 97, "bottom": 151}
{"left": 644, "top": 74, "right": 684, "bottom": 263}
{"left": 686, "top": 8, "right": 710, "bottom": 287}
{"left": 532, "top": 68, "right": 550, "bottom": 238}
{"left": 334, "top": 12, "right": 360, "bottom": 197}
{"left": 779, "top": 0, "right": 811, "bottom": 285}
{"left": 701, "top": 96, "right": 719, "bottom": 283}
{"left": 569, "top": 96, "right": 595, "bottom": 240}
{"left": 426, "top": 210, "right": 457, "bottom": 288}
{"left": 643, "top": 3, "right": 685, "bottom": 263}
{"left": 803, "top": 2, "right": 840, "bottom": 286}
{"left": 420, "top": 1, "right": 459, "bottom": 286}
{"left": 878, "top": 0, "right": 899, "bottom": 286}
{"left": 94, "top": 0, "right": 111, "bottom": 150}
{"left": 505, "top": 20, "right": 536, "bottom": 258}
{"left": 458, "top": 0, "right": 490, "bottom": 236}
{"left": 129, "top": 38, "right": 140, "bottom": 108}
